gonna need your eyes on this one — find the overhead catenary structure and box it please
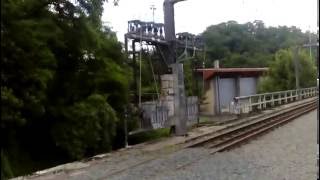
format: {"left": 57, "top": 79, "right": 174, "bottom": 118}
{"left": 124, "top": 0, "right": 204, "bottom": 136}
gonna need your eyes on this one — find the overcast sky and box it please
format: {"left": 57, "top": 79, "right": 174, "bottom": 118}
{"left": 102, "top": 0, "right": 318, "bottom": 42}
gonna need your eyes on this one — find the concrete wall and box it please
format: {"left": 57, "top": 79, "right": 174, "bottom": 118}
{"left": 200, "top": 80, "right": 215, "bottom": 115}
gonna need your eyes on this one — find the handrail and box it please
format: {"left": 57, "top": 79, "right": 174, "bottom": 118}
{"left": 235, "top": 87, "right": 317, "bottom": 100}
{"left": 232, "top": 87, "right": 318, "bottom": 114}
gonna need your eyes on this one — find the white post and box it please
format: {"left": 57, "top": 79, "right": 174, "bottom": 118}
{"left": 271, "top": 94, "right": 275, "bottom": 106}
{"left": 284, "top": 92, "right": 288, "bottom": 103}
{"left": 278, "top": 93, "right": 282, "bottom": 105}
{"left": 249, "top": 97, "right": 252, "bottom": 112}
{"left": 309, "top": 89, "right": 311, "bottom": 97}
{"left": 258, "top": 95, "right": 262, "bottom": 110}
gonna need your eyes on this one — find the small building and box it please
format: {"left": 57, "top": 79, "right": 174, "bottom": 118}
{"left": 197, "top": 64, "right": 268, "bottom": 115}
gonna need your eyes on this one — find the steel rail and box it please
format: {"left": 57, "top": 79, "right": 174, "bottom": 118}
{"left": 209, "top": 103, "right": 317, "bottom": 153}
{"left": 105, "top": 100, "right": 317, "bottom": 179}
{"left": 191, "top": 102, "right": 316, "bottom": 149}
{"left": 183, "top": 99, "right": 317, "bottom": 148}
{"left": 172, "top": 102, "right": 317, "bottom": 172}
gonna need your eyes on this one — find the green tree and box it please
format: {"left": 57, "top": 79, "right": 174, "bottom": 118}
{"left": 202, "top": 20, "right": 315, "bottom": 68}
{"left": 258, "top": 48, "right": 317, "bottom": 92}
{"left": 1, "top": 0, "right": 129, "bottom": 178}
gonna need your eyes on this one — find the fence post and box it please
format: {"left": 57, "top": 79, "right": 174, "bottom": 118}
{"left": 309, "top": 89, "right": 311, "bottom": 97}
{"left": 248, "top": 97, "right": 252, "bottom": 112}
{"left": 312, "top": 88, "right": 314, "bottom": 96}
{"left": 258, "top": 95, "right": 262, "bottom": 110}
{"left": 263, "top": 95, "right": 267, "bottom": 109}
{"left": 271, "top": 94, "right": 275, "bottom": 106}
{"left": 284, "top": 92, "right": 288, "bottom": 103}
{"left": 278, "top": 93, "right": 282, "bottom": 105}
{"left": 289, "top": 91, "right": 292, "bottom": 101}
{"left": 234, "top": 98, "right": 239, "bottom": 114}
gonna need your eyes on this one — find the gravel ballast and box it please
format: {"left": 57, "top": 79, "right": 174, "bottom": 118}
{"left": 109, "top": 110, "right": 318, "bottom": 180}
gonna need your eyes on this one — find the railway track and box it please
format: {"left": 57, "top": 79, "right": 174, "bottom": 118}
{"left": 187, "top": 100, "right": 317, "bottom": 152}
{"left": 170, "top": 99, "right": 317, "bottom": 172}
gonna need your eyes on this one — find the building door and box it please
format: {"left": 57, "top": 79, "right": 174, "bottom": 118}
{"left": 218, "top": 78, "right": 236, "bottom": 113}
{"left": 239, "top": 77, "right": 257, "bottom": 96}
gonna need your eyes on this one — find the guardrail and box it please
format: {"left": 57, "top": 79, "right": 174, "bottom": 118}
{"left": 231, "top": 87, "right": 318, "bottom": 114}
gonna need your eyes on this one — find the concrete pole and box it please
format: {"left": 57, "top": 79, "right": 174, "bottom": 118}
{"left": 150, "top": 5, "right": 156, "bottom": 23}
{"left": 309, "top": 29, "right": 313, "bottom": 60}
{"left": 163, "top": 0, "right": 187, "bottom": 135}
{"left": 139, "top": 29, "right": 142, "bottom": 108}
{"left": 171, "top": 63, "right": 187, "bottom": 135}
{"left": 132, "top": 41, "right": 138, "bottom": 104}
{"left": 124, "top": 107, "right": 128, "bottom": 148}
{"left": 293, "top": 47, "right": 300, "bottom": 90}
{"left": 316, "top": 0, "right": 319, "bottom": 174}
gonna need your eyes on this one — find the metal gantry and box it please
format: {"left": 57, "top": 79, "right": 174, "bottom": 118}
{"left": 124, "top": 0, "right": 204, "bottom": 136}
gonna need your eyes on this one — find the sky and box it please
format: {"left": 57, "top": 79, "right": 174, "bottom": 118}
{"left": 102, "top": 0, "right": 318, "bottom": 42}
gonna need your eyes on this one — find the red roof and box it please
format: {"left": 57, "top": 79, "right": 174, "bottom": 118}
{"left": 196, "top": 68, "right": 268, "bottom": 80}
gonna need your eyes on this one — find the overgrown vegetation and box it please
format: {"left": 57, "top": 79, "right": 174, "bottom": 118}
{"left": 2, "top": 0, "right": 128, "bottom": 178}
{"left": 258, "top": 49, "right": 317, "bottom": 92}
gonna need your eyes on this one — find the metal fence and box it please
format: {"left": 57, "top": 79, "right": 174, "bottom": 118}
{"left": 141, "top": 101, "right": 169, "bottom": 129}
{"left": 186, "top": 96, "right": 199, "bottom": 126}
{"left": 231, "top": 87, "right": 318, "bottom": 114}
{"left": 140, "top": 96, "right": 199, "bottom": 130}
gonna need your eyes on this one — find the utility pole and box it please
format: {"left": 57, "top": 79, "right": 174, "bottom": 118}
{"left": 150, "top": 5, "right": 156, "bottom": 23}
{"left": 308, "top": 27, "right": 313, "bottom": 60}
{"left": 164, "top": 0, "right": 187, "bottom": 136}
{"left": 293, "top": 46, "right": 300, "bottom": 90}
{"left": 316, "top": 0, "right": 319, "bottom": 178}
{"left": 139, "top": 28, "right": 143, "bottom": 108}
{"left": 124, "top": 106, "right": 128, "bottom": 148}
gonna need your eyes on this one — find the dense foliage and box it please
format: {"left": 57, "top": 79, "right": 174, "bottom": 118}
{"left": 258, "top": 49, "right": 317, "bottom": 92}
{"left": 202, "top": 20, "right": 317, "bottom": 68}
{"left": 1, "top": 0, "right": 128, "bottom": 178}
